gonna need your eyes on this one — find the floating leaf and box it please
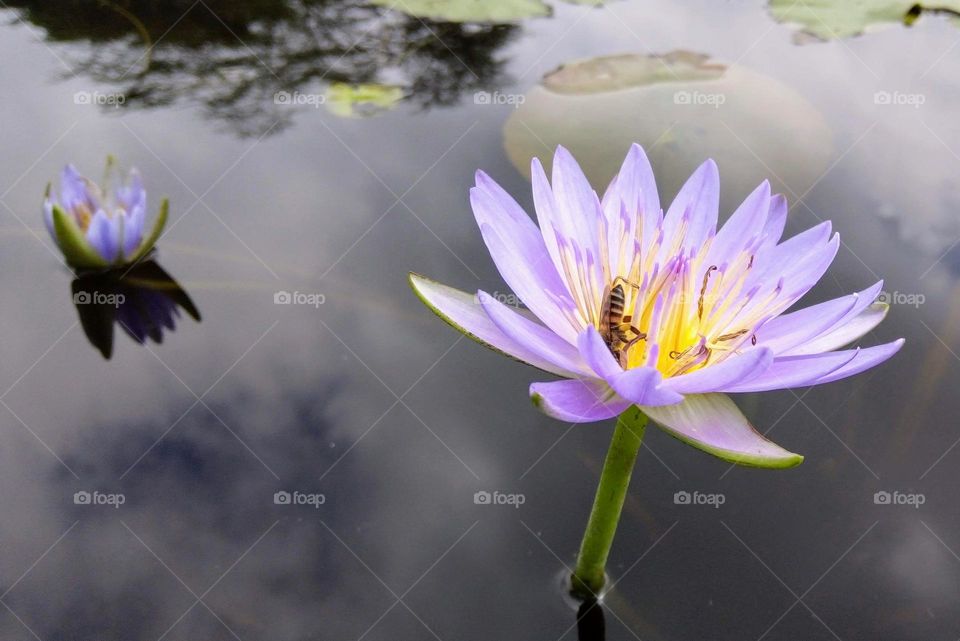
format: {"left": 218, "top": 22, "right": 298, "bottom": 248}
{"left": 324, "top": 83, "right": 404, "bottom": 118}
{"left": 371, "top": 0, "right": 550, "bottom": 22}
{"left": 768, "top": 0, "right": 960, "bottom": 41}
{"left": 543, "top": 50, "right": 724, "bottom": 94}
{"left": 503, "top": 51, "right": 833, "bottom": 208}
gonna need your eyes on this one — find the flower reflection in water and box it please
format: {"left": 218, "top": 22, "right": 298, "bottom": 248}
{"left": 71, "top": 259, "right": 200, "bottom": 359}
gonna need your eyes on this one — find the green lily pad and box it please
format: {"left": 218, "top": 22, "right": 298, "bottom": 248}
{"left": 768, "top": 0, "right": 960, "bottom": 41}
{"left": 324, "top": 83, "right": 404, "bottom": 118}
{"left": 543, "top": 50, "right": 724, "bottom": 94}
{"left": 503, "top": 51, "right": 833, "bottom": 209}
{"left": 371, "top": 0, "right": 550, "bottom": 22}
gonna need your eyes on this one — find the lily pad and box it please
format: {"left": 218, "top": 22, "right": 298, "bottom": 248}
{"left": 768, "top": 0, "right": 960, "bottom": 41}
{"left": 503, "top": 51, "right": 833, "bottom": 208}
{"left": 371, "top": 0, "right": 550, "bottom": 22}
{"left": 543, "top": 50, "right": 724, "bottom": 94}
{"left": 324, "top": 83, "right": 404, "bottom": 118}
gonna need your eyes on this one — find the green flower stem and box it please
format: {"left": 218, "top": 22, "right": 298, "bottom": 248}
{"left": 570, "top": 406, "right": 648, "bottom": 600}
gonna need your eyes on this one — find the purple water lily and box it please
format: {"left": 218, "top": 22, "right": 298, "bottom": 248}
{"left": 411, "top": 144, "right": 903, "bottom": 467}
{"left": 44, "top": 159, "right": 168, "bottom": 269}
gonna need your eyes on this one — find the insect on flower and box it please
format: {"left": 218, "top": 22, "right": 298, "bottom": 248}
{"left": 410, "top": 144, "right": 903, "bottom": 468}
{"left": 598, "top": 277, "right": 646, "bottom": 367}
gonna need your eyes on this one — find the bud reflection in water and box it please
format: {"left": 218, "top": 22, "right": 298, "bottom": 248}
{"left": 71, "top": 259, "right": 200, "bottom": 359}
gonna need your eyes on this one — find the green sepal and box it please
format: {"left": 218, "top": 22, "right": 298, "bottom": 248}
{"left": 654, "top": 420, "right": 805, "bottom": 469}
{"left": 129, "top": 197, "right": 168, "bottom": 263}
{"left": 641, "top": 393, "right": 805, "bottom": 469}
{"left": 51, "top": 204, "right": 109, "bottom": 269}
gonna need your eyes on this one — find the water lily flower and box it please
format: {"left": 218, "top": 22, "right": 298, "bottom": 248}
{"left": 44, "top": 158, "right": 168, "bottom": 269}
{"left": 410, "top": 144, "right": 903, "bottom": 467}
{"left": 410, "top": 144, "right": 903, "bottom": 598}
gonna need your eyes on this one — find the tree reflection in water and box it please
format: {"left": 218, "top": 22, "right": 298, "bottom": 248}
{"left": 4, "top": 0, "right": 517, "bottom": 134}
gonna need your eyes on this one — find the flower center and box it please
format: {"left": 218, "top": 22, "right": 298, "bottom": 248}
{"left": 74, "top": 203, "right": 94, "bottom": 232}
{"left": 595, "top": 245, "right": 780, "bottom": 378}
{"left": 576, "top": 196, "right": 801, "bottom": 378}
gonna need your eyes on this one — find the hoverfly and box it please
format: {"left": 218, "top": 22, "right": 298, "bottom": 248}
{"left": 599, "top": 276, "right": 646, "bottom": 367}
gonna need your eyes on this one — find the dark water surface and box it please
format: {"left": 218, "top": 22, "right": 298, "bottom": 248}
{"left": 0, "top": 1, "right": 959, "bottom": 639}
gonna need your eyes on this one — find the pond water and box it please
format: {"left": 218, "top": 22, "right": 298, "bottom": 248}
{"left": 0, "top": 1, "right": 958, "bottom": 639}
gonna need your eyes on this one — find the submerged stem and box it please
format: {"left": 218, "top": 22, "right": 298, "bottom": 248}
{"left": 570, "top": 406, "right": 647, "bottom": 600}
